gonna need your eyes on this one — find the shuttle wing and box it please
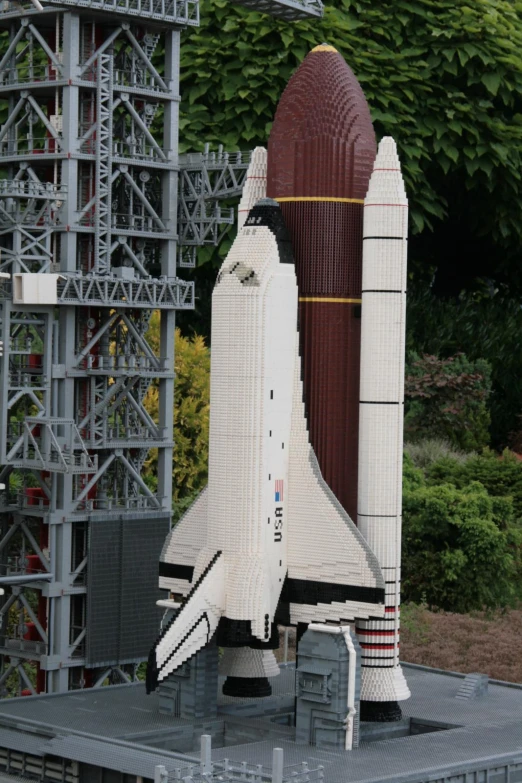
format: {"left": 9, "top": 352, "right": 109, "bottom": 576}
{"left": 283, "top": 344, "right": 385, "bottom": 625}
{"left": 148, "top": 550, "right": 225, "bottom": 690}
{"left": 159, "top": 487, "right": 208, "bottom": 597}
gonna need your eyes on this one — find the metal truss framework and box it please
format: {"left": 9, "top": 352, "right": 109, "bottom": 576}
{"left": 0, "top": 0, "right": 322, "bottom": 698}
{"left": 178, "top": 146, "right": 250, "bottom": 268}
{"left": 0, "top": 4, "right": 183, "bottom": 695}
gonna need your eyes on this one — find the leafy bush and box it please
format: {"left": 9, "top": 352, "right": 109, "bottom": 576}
{"left": 143, "top": 317, "right": 210, "bottom": 510}
{"left": 404, "top": 438, "right": 472, "bottom": 471}
{"left": 426, "top": 448, "right": 522, "bottom": 520}
{"left": 405, "top": 352, "right": 491, "bottom": 451}
{"left": 406, "top": 291, "right": 522, "bottom": 447}
{"left": 402, "top": 454, "right": 522, "bottom": 612}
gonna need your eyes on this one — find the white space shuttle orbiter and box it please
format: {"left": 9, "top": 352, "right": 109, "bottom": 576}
{"left": 146, "top": 198, "right": 385, "bottom": 692}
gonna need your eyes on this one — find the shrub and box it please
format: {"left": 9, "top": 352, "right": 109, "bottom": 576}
{"left": 402, "top": 466, "right": 522, "bottom": 612}
{"left": 143, "top": 318, "right": 210, "bottom": 512}
{"left": 405, "top": 352, "right": 492, "bottom": 451}
{"left": 426, "top": 448, "right": 522, "bottom": 520}
{"left": 404, "top": 438, "right": 471, "bottom": 471}
{"left": 406, "top": 291, "right": 522, "bottom": 447}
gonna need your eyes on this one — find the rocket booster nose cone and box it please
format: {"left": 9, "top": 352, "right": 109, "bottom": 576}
{"left": 374, "top": 137, "right": 401, "bottom": 169}
{"left": 244, "top": 199, "right": 294, "bottom": 265}
{"left": 378, "top": 136, "right": 398, "bottom": 155}
{"left": 366, "top": 135, "right": 407, "bottom": 203}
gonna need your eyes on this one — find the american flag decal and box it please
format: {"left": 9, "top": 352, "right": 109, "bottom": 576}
{"left": 275, "top": 480, "right": 284, "bottom": 502}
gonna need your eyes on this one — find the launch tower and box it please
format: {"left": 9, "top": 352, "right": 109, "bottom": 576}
{"left": 0, "top": 0, "right": 322, "bottom": 697}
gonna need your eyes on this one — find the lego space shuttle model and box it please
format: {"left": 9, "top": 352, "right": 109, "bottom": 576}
{"left": 149, "top": 45, "right": 410, "bottom": 720}
{"left": 147, "top": 197, "right": 385, "bottom": 692}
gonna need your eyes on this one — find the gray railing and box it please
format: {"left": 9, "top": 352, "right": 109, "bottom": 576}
{"left": 158, "top": 738, "right": 324, "bottom": 783}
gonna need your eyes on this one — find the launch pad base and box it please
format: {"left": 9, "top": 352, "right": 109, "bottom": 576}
{"left": 0, "top": 663, "right": 520, "bottom": 783}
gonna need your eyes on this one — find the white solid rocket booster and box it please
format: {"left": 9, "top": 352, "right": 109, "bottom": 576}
{"left": 357, "top": 137, "right": 411, "bottom": 707}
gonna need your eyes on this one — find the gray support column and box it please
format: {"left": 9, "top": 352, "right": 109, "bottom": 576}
{"left": 157, "top": 30, "right": 180, "bottom": 511}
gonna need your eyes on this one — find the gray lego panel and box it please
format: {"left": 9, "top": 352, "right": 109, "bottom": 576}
{"left": 0, "top": 685, "right": 189, "bottom": 739}
{"left": 0, "top": 663, "right": 519, "bottom": 783}
{"left": 44, "top": 736, "right": 192, "bottom": 780}
{"left": 86, "top": 521, "right": 122, "bottom": 664}
{"left": 86, "top": 518, "right": 169, "bottom": 665}
{"left": 0, "top": 728, "right": 44, "bottom": 756}
{"left": 209, "top": 730, "right": 522, "bottom": 783}
{"left": 120, "top": 518, "right": 170, "bottom": 658}
{"left": 0, "top": 663, "right": 521, "bottom": 736}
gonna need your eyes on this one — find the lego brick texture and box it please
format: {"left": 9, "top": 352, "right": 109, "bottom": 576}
{"left": 296, "top": 626, "right": 361, "bottom": 750}
{"left": 267, "top": 49, "right": 375, "bottom": 201}
{"left": 286, "top": 335, "right": 384, "bottom": 625}
{"left": 357, "top": 137, "right": 410, "bottom": 704}
{"left": 267, "top": 46, "right": 376, "bottom": 521}
{"left": 159, "top": 487, "right": 207, "bottom": 596}
{"left": 154, "top": 194, "right": 386, "bottom": 692}
{"left": 238, "top": 147, "right": 267, "bottom": 231}
{"left": 0, "top": 666, "right": 522, "bottom": 783}
{"left": 154, "top": 553, "right": 225, "bottom": 685}
{"left": 86, "top": 517, "right": 168, "bottom": 665}
{"left": 158, "top": 640, "right": 219, "bottom": 720}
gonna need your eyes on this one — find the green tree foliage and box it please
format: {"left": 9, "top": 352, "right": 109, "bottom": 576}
{"left": 402, "top": 453, "right": 522, "bottom": 611}
{"left": 405, "top": 352, "right": 492, "bottom": 451}
{"left": 176, "top": 0, "right": 522, "bottom": 302}
{"left": 406, "top": 291, "right": 522, "bottom": 446}
{"left": 426, "top": 447, "right": 522, "bottom": 519}
{"left": 143, "top": 316, "right": 210, "bottom": 512}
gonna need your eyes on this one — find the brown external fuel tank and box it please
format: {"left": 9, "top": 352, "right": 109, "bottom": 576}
{"left": 266, "top": 44, "right": 376, "bottom": 522}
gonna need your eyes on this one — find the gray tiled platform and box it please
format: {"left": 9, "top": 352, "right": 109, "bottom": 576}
{"left": 210, "top": 725, "right": 522, "bottom": 783}
{"left": 0, "top": 667, "right": 296, "bottom": 740}
{"left": 0, "top": 664, "right": 519, "bottom": 783}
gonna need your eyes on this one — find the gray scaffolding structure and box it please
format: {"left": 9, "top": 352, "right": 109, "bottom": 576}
{"left": 0, "top": 0, "right": 322, "bottom": 696}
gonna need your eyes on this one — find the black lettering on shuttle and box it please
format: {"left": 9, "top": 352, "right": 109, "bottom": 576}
{"left": 274, "top": 506, "right": 283, "bottom": 542}
{"left": 270, "top": 390, "right": 273, "bottom": 399}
